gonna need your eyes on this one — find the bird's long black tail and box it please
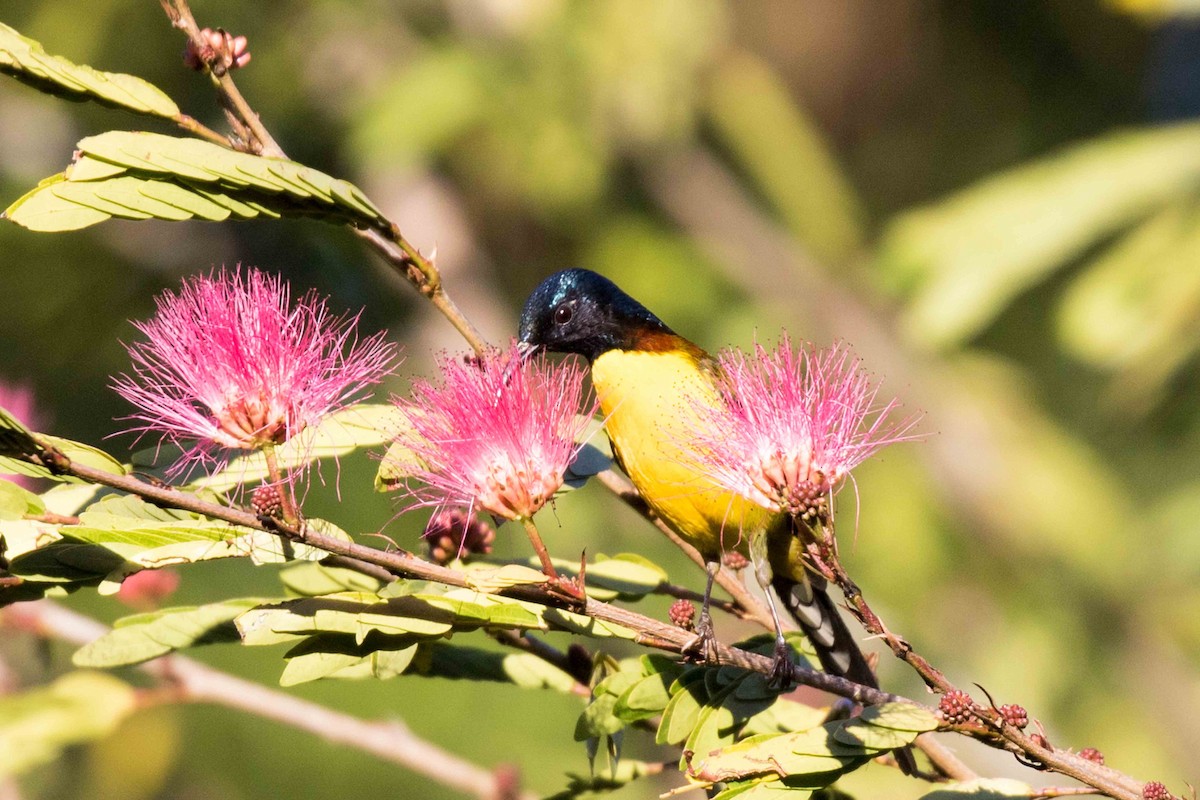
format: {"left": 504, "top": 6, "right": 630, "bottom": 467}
{"left": 770, "top": 571, "right": 879, "bottom": 690}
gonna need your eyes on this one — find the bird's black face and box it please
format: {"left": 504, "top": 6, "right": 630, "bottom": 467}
{"left": 518, "top": 268, "right": 671, "bottom": 362}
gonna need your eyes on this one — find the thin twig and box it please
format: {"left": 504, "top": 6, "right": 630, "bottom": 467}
{"left": 26, "top": 446, "right": 904, "bottom": 708}
{"left": 807, "top": 522, "right": 1144, "bottom": 800}
{"left": 20, "top": 428, "right": 1159, "bottom": 796}
{"left": 158, "top": 0, "right": 489, "bottom": 356}
{"left": 911, "top": 732, "right": 977, "bottom": 782}
{"left": 2, "top": 600, "right": 531, "bottom": 800}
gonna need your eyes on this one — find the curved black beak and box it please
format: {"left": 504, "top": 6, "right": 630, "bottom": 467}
{"left": 501, "top": 339, "right": 542, "bottom": 387}
{"left": 515, "top": 340, "right": 541, "bottom": 364}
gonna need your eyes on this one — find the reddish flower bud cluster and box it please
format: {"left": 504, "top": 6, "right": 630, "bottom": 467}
{"left": 721, "top": 551, "right": 749, "bottom": 571}
{"left": 184, "top": 27, "right": 251, "bottom": 73}
{"left": 998, "top": 703, "right": 1028, "bottom": 730}
{"left": 1142, "top": 781, "right": 1170, "bottom": 800}
{"left": 937, "top": 689, "right": 977, "bottom": 725}
{"left": 251, "top": 484, "right": 283, "bottom": 519}
{"left": 1078, "top": 747, "right": 1105, "bottom": 765}
{"left": 669, "top": 599, "right": 697, "bottom": 631}
{"left": 422, "top": 509, "right": 496, "bottom": 565}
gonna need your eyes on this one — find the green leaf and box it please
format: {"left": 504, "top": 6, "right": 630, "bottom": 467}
{"left": 42, "top": 435, "right": 126, "bottom": 478}
{"left": 0, "top": 430, "right": 126, "bottom": 484}
{"left": 187, "top": 403, "right": 398, "bottom": 494}
{"left": 462, "top": 563, "right": 550, "bottom": 593}
{"left": 919, "top": 780, "right": 1035, "bottom": 799}
{"left": 73, "top": 598, "right": 266, "bottom": 667}
{"left": 0, "top": 404, "right": 40, "bottom": 459}
{"left": 0, "top": 479, "right": 45, "bottom": 519}
{"left": 688, "top": 725, "right": 867, "bottom": 786}
{"left": 831, "top": 719, "right": 920, "bottom": 751}
{"left": 0, "top": 22, "right": 179, "bottom": 118}
{"left": 613, "top": 671, "right": 676, "bottom": 722}
{"left": 40, "top": 482, "right": 104, "bottom": 517}
{"left": 880, "top": 122, "right": 1200, "bottom": 348}
{"left": 584, "top": 553, "right": 667, "bottom": 598}
{"left": 742, "top": 699, "right": 831, "bottom": 737}
{"left": 713, "top": 781, "right": 813, "bottom": 800}
{"left": 541, "top": 606, "right": 640, "bottom": 639}
{"left": 0, "top": 671, "right": 138, "bottom": 779}
{"left": 575, "top": 690, "right": 629, "bottom": 741}
{"left": 280, "top": 639, "right": 419, "bottom": 686}
{"left": 548, "top": 760, "right": 662, "bottom": 800}
{"left": 418, "top": 642, "right": 578, "bottom": 692}
{"left": 66, "top": 496, "right": 259, "bottom": 567}
{"left": 5, "top": 528, "right": 127, "bottom": 584}
{"left": 237, "top": 590, "right": 546, "bottom": 652}
{"left": 374, "top": 407, "right": 425, "bottom": 491}
{"left": 557, "top": 441, "right": 613, "bottom": 494}
{"left": 5, "top": 131, "right": 390, "bottom": 232}
{"left": 856, "top": 702, "right": 938, "bottom": 733}
{"left": 279, "top": 561, "right": 387, "bottom": 597}
{"left": 656, "top": 668, "right": 708, "bottom": 745}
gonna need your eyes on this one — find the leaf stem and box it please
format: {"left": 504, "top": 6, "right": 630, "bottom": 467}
{"left": 520, "top": 516, "right": 560, "bottom": 580}
{"left": 171, "top": 113, "right": 230, "bottom": 146}
{"left": 261, "top": 443, "right": 298, "bottom": 526}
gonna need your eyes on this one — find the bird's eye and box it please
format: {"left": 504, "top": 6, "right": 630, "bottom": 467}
{"left": 553, "top": 304, "right": 573, "bottom": 325}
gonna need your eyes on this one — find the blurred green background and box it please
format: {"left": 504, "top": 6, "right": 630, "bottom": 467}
{"left": 2, "top": 0, "right": 1200, "bottom": 797}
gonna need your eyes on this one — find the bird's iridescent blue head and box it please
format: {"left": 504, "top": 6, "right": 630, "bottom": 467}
{"left": 517, "top": 269, "right": 673, "bottom": 362}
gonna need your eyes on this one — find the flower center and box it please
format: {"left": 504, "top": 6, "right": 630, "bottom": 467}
{"left": 210, "top": 391, "right": 295, "bottom": 449}
{"left": 745, "top": 444, "right": 835, "bottom": 520}
{"left": 472, "top": 454, "right": 561, "bottom": 521}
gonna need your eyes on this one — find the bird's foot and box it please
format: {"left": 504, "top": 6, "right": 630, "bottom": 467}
{"left": 767, "top": 638, "right": 796, "bottom": 690}
{"left": 682, "top": 609, "right": 719, "bottom": 665}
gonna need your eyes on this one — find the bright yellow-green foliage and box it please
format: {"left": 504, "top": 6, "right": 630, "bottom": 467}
{"left": 1, "top": 1, "right": 1198, "bottom": 798}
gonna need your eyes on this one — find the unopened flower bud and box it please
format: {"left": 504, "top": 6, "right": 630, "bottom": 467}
{"left": 721, "top": 551, "right": 749, "bottom": 571}
{"left": 252, "top": 484, "right": 283, "bottom": 519}
{"left": 183, "top": 27, "right": 250, "bottom": 74}
{"left": 999, "top": 703, "right": 1028, "bottom": 730}
{"left": 937, "top": 689, "right": 977, "bottom": 725}
{"left": 1142, "top": 781, "right": 1170, "bottom": 800}
{"left": 1078, "top": 747, "right": 1105, "bottom": 765}
{"left": 669, "top": 598, "right": 696, "bottom": 631}
{"left": 422, "top": 509, "right": 495, "bottom": 565}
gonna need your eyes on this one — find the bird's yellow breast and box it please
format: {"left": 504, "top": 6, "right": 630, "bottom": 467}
{"left": 591, "top": 347, "right": 770, "bottom": 558}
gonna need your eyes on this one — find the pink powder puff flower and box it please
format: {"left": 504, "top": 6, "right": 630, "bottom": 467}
{"left": 0, "top": 381, "right": 46, "bottom": 491}
{"left": 686, "top": 334, "right": 922, "bottom": 520}
{"left": 390, "top": 344, "right": 595, "bottom": 523}
{"left": 116, "top": 568, "right": 181, "bottom": 611}
{"left": 113, "top": 267, "right": 397, "bottom": 474}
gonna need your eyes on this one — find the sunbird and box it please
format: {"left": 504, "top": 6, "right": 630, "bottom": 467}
{"left": 516, "top": 268, "right": 878, "bottom": 690}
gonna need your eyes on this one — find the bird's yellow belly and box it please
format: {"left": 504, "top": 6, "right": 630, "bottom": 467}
{"left": 591, "top": 348, "right": 769, "bottom": 558}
